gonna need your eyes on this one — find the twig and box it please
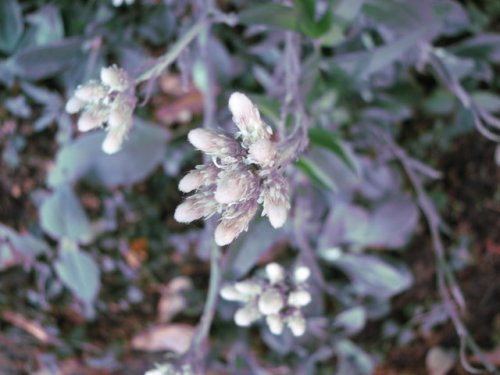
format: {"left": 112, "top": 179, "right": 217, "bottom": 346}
{"left": 377, "top": 129, "right": 498, "bottom": 374}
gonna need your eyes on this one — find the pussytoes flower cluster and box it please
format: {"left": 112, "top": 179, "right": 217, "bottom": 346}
{"left": 145, "top": 363, "right": 193, "bottom": 375}
{"left": 174, "top": 92, "right": 290, "bottom": 246}
{"left": 220, "top": 263, "right": 311, "bottom": 337}
{"left": 65, "top": 65, "right": 137, "bottom": 154}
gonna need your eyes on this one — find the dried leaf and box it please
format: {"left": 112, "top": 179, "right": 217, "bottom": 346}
{"left": 158, "top": 276, "right": 192, "bottom": 323}
{"left": 131, "top": 323, "right": 195, "bottom": 353}
{"left": 426, "top": 346, "right": 455, "bottom": 375}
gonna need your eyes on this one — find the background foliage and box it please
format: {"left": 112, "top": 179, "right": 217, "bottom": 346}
{"left": 0, "top": 0, "right": 499, "bottom": 374}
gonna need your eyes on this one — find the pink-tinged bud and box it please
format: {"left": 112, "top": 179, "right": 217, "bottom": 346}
{"left": 215, "top": 200, "right": 258, "bottom": 246}
{"left": 248, "top": 139, "right": 276, "bottom": 166}
{"left": 75, "top": 81, "right": 108, "bottom": 102}
{"left": 78, "top": 107, "right": 108, "bottom": 132}
{"left": 261, "top": 172, "right": 290, "bottom": 229}
{"left": 178, "top": 165, "right": 218, "bottom": 193}
{"left": 287, "top": 311, "right": 306, "bottom": 337}
{"left": 228, "top": 92, "right": 259, "bottom": 126}
{"left": 100, "top": 65, "right": 131, "bottom": 92}
{"left": 65, "top": 97, "right": 84, "bottom": 114}
{"left": 188, "top": 129, "right": 218, "bottom": 153}
{"left": 174, "top": 192, "right": 217, "bottom": 223}
{"left": 102, "top": 127, "right": 127, "bottom": 154}
{"left": 215, "top": 168, "right": 257, "bottom": 205}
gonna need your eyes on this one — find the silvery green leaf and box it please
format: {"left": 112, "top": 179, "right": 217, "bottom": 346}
{"left": 55, "top": 239, "right": 100, "bottom": 306}
{"left": 40, "top": 184, "right": 92, "bottom": 242}
{"left": 333, "top": 306, "right": 367, "bottom": 335}
{"left": 327, "top": 254, "right": 413, "bottom": 299}
{"left": 0, "top": 224, "right": 49, "bottom": 270}
{"left": 335, "top": 339, "right": 374, "bottom": 375}
{"left": 26, "top": 4, "right": 64, "bottom": 45}
{"left": 0, "top": 0, "right": 24, "bottom": 54}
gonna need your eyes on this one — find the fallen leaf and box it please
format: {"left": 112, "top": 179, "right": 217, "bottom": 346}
{"left": 158, "top": 276, "right": 192, "bottom": 323}
{"left": 426, "top": 346, "right": 455, "bottom": 375}
{"left": 131, "top": 323, "right": 195, "bottom": 353}
{"left": 2, "top": 311, "right": 59, "bottom": 345}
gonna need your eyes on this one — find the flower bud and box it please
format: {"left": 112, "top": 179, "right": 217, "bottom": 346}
{"left": 215, "top": 200, "right": 258, "bottom": 246}
{"left": 102, "top": 127, "right": 127, "bottom": 154}
{"left": 261, "top": 172, "right": 290, "bottom": 229}
{"left": 265, "top": 263, "right": 284, "bottom": 284}
{"left": 108, "top": 106, "right": 132, "bottom": 129}
{"left": 294, "top": 266, "right": 311, "bottom": 283}
{"left": 220, "top": 285, "right": 249, "bottom": 302}
{"left": 234, "top": 305, "right": 261, "bottom": 327}
{"left": 75, "top": 82, "right": 108, "bottom": 102}
{"left": 288, "top": 289, "right": 312, "bottom": 307}
{"left": 174, "top": 192, "right": 217, "bottom": 223}
{"left": 287, "top": 311, "right": 306, "bottom": 337}
{"left": 228, "top": 92, "right": 259, "bottom": 127}
{"left": 178, "top": 164, "right": 218, "bottom": 193}
{"left": 258, "top": 289, "right": 284, "bottom": 316}
{"left": 266, "top": 314, "right": 284, "bottom": 335}
{"left": 188, "top": 129, "right": 219, "bottom": 154}
{"left": 234, "top": 280, "right": 262, "bottom": 296}
{"left": 100, "top": 65, "right": 131, "bottom": 92}
{"left": 248, "top": 139, "right": 276, "bottom": 167}
{"left": 77, "top": 107, "right": 108, "bottom": 132}
{"left": 214, "top": 168, "right": 255, "bottom": 204}
{"left": 65, "top": 97, "right": 84, "bottom": 114}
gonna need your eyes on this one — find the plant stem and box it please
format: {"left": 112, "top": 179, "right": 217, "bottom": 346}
{"left": 135, "top": 18, "right": 207, "bottom": 84}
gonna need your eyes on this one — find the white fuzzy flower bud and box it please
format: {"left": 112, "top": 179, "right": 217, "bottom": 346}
{"left": 258, "top": 289, "right": 284, "bottom": 316}
{"left": 77, "top": 107, "right": 108, "bottom": 132}
{"left": 288, "top": 289, "right": 312, "bottom": 307}
{"left": 234, "top": 305, "right": 261, "bottom": 327}
{"left": 215, "top": 200, "right": 258, "bottom": 246}
{"left": 214, "top": 168, "right": 256, "bottom": 205}
{"left": 100, "top": 65, "right": 130, "bottom": 92}
{"left": 287, "top": 311, "right": 306, "bottom": 337}
{"left": 234, "top": 280, "right": 262, "bottom": 296}
{"left": 265, "top": 263, "right": 285, "bottom": 284}
{"left": 294, "top": 266, "right": 311, "bottom": 283}
{"left": 65, "top": 97, "right": 84, "bottom": 114}
{"left": 220, "top": 285, "right": 249, "bottom": 302}
{"left": 75, "top": 82, "right": 108, "bottom": 102}
{"left": 266, "top": 314, "right": 284, "bottom": 335}
{"left": 174, "top": 192, "right": 217, "bottom": 223}
{"left": 188, "top": 129, "right": 219, "bottom": 154}
{"left": 261, "top": 172, "right": 290, "bottom": 229}
{"left": 228, "top": 92, "right": 271, "bottom": 144}
{"left": 102, "top": 127, "right": 127, "bottom": 154}
{"left": 178, "top": 165, "right": 218, "bottom": 193}
{"left": 108, "top": 104, "right": 132, "bottom": 129}
{"left": 248, "top": 139, "right": 276, "bottom": 167}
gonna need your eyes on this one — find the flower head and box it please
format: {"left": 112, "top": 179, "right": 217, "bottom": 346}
{"left": 66, "top": 65, "right": 137, "bottom": 154}
{"left": 174, "top": 93, "right": 290, "bottom": 246}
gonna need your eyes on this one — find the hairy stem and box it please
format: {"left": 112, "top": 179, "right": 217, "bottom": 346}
{"left": 135, "top": 18, "right": 207, "bottom": 84}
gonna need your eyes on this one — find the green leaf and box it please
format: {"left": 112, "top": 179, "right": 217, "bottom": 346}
{"left": 26, "top": 4, "right": 64, "bottom": 46}
{"left": 308, "top": 127, "right": 359, "bottom": 173}
{"left": 40, "top": 184, "right": 92, "bottom": 242}
{"left": 8, "top": 37, "right": 82, "bottom": 80}
{"left": 0, "top": 0, "right": 24, "bottom": 54}
{"left": 0, "top": 224, "right": 49, "bottom": 270}
{"left": 55, "top": 240, "right": 100, "bottom": 306}
{"left": 296, "top": 157, "right": 337, "bottom": 191}
{"left": 327, "top": 254, "right": 413, "bottom": 299}
{"left": 335, "top": 339, "right": 374, "bottom": 375}
{"left": 294, "top": 0, "right": 332, "bottom": 38}
{"left": 239, "top": 3, "right": 298, "bottom": 31}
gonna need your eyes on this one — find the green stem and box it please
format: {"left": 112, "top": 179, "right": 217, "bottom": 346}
{"left": 135, "top": 18, "right": 207, "bottom": 84}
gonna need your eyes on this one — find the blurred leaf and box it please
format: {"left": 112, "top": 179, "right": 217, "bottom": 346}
{"left": 48, "top": 121, "right": 168, "bottom": 188}
{"left": 40, "top": 184, "right": 92, "bottom": 242}
{"left": 333, "top": 306, "right": 367, "bottom": 335}
{"left": 451, "top": 33, "right": 500, "bottom": 62}
{"left": 471, "top": 91, "right": 500, "bottom": 113}
{"left": 308, "top": 128, "right": 359, "bottom": 174}
{"left": 0, "top": 224, "right": 49, "bottom": 270}
{"left": 423, "top": 89, "right": 456, "bottom": 115}
{"left": 335, "top": 339, "right": 374, "bottom": 375}
{"left": 0, "top": 0, "right": 24, "bottom": 54}
{"left": 327, "top": 254, "right": 413, "bottom": 299}
{"left": 239, "top": 3, "right": 298, "bottom": 31}
{"left": 55, "top": 240, "right": 100, "bottom": 306}
{"left": 131, "top": 323, "right": 195, "bottom": 353}
{"left": 297, "top": 156, "right": 337, "bottom": 191}
{"left": 26, "top": 5, "right": 64, "bottom": 45}
{"left": 294, "top": 0, "right": 332, "bottom": 38}
{"left": 8, "top": 37, "right": 82, "bottom": 80}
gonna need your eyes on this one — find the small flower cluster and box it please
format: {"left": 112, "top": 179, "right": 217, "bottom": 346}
{"left": 220, "top": 263, "right": 311, "bottom": 337}
{"left": 174, "top": 93, "right": 290, "bottom": 246}
{"left": 112, "top": 0, "right": 134, "bottom": 6}
{"left": 66, "top": 65, "right": 137, "bottom": 154}
{"left": 145, "top": 363, "right": 193, "bottom": 375}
